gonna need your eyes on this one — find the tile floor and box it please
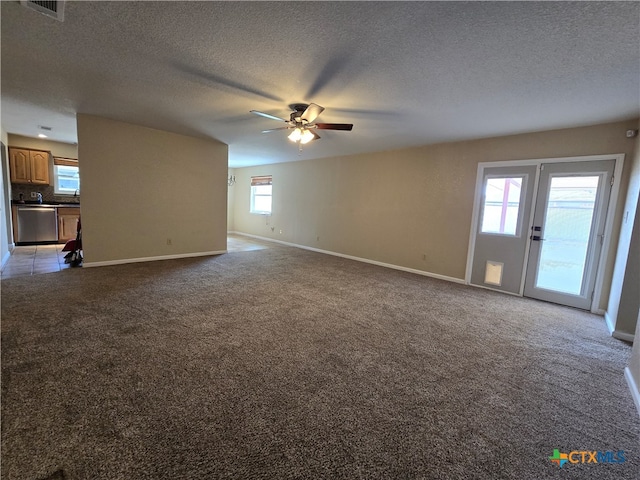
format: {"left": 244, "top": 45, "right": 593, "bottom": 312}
{"left": 1, "top": 244, "right": 76, "bottom": 279}
{"left": 226, "top": 233, "right": 271, "bottom": 252}
{"left": 1, "top": 235, "right": 272, "bottom": 280}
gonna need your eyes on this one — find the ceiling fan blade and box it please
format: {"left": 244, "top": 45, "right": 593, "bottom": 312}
{"left": 301, "top": 103, "right": 325, "bottom": 123}
{"left": 250, "top": 110, "right": 289, "bottom": 122}
{"left": 261, "top": 127, "right": 292, "bottom": 133}
{"left": 314, "top": 123, "right": 353, "bottom": 131}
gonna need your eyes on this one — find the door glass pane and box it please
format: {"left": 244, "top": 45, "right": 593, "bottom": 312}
{"left": 535, "top": 176, "right": 599, "bottom": 295}
{"left": 481, "top": 177, "right": 523, "bottom": 236}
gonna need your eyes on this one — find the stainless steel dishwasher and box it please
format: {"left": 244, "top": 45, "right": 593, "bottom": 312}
{"left": 17, "top": 206, "right": 58, "bottom": 243}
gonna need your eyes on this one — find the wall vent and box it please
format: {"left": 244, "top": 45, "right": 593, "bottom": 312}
{"left": 20, "top": 1, "right": 65, "bottom": 22}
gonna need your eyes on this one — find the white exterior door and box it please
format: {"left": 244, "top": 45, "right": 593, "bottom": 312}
{"left": 468, "top": 157, "right": 618, "bottom": 311}
{"left": 470, "top": 165, "right": 537, "bottom": 294}
{"left": 522, "top": 160, "right": 615, "bottom": 309}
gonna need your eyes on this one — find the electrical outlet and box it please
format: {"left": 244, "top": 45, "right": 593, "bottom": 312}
{"left": 271, "top": 227, "right": 274, "bottom": 232}
{"left": 30, "top": 192, "right": 37, "bottom": 198}
{"left": 279, "top": 229, "right": 283, "bottom": 234}
{"left": 166, "top": 238, "right": 172, "bottom": 245}
{"left": 316, "top": 236, "right": 320, "bottom": 242}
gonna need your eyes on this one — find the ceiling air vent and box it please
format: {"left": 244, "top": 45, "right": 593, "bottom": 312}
{"left": 20, "top": 1, "right": 65, "bottom": 22}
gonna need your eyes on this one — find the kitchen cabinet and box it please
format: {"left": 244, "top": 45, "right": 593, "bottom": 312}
{"left": 9, "top": 148, "right": 50, "bottom": 185}
{"left": 57, "top": 207, "right": 80, "bottom": 242}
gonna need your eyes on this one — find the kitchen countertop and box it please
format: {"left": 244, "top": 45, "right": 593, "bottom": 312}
{"left": 12, "top": 202, "right": 80, "bottom": 207}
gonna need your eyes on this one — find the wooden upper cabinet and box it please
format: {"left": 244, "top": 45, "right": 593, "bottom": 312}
{"left": 8, "top": 147, "right": 51, "bottom": 185}
{"left": 9, "top": 148, "right": 31, "bottom": 183}
{"left": 29, "top": 150, "right": 50, "bottom": 184}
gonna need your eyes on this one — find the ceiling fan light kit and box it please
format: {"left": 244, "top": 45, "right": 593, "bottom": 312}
{"left": 251, "top": 103, "right": 353, "bottom": 150}
{"left": 288, "top": 128, "right": 315, "bottom": 145}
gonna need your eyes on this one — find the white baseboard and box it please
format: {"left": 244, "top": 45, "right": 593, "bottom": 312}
{"left": 625, "top": 367, "right": 640, "bottom": 418}
{"left": 83, "top": 250, "right": 227, "bottom": 268}
{"left": 605, "top": 311, "right": 616, "bottom": 335}
{"left": 232, "top": 232, "right": 465, "bottom": 285}
{"left": 604, "top": 311, "right": 636, "bottom": 342}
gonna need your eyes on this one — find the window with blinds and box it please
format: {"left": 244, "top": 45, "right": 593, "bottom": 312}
{"left": 250, "top": 175, "right": 272, "bottom": 214}
{"left": 53, "top": 157, "right": 80, "bottom": 195}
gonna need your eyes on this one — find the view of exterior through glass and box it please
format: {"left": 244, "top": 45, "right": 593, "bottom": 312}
{"left": 535, "top": 175, "right": 599, "bottom": 295}
{"left": 481, "top": 177, "right": 523, "bottom": 236}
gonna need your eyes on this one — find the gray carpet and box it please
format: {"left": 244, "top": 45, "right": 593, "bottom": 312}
{"left": 2, "top": 243, "right": 639, "bottom": 479}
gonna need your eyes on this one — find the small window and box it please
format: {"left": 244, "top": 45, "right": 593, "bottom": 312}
{"left": 53, "top": 164, "right": 80, "bottom": 195}
{"left": 250, "top": 175, "right": 272, "bottom": 214}
{"left": 480, "top": 176, "right": 523, "bottom": 236}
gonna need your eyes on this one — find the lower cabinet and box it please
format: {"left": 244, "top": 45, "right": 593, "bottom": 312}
{"left": 57, "top": 208, "right": 81, "bottom": 242}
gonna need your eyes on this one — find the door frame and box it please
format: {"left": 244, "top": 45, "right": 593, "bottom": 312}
{"left": 465, "top": 153, "right": 625, "bottom": 313}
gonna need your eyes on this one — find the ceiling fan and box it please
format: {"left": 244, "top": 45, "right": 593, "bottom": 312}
{"left": 250, "top": 103, "right": 353, "bottom": 145}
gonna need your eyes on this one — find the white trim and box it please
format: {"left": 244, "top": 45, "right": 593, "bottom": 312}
{"left": 519, "top": 165, "right": 542, "bottom": 295}
{"left": 234, "top": 232, "right": 465, "bottom": 285}
{"left": 467, "top": 153, "right": 625, "bottom": 313}
{"left": 605, "top": 310, "right": 617, "bottom": 335}
{"left": 604, "top": 311, "right": 635, "bottom": 342}
{"left": 475, "top": 153, "right": 625, "bottom": 169}
{"left": 83, "top": 250, "right": 227, "bottom": 268}
{"left": 624, "top": 367, "right": 640, "bottom": 418}
{"left": 464, "top": 162, "right": 484, "bottom": 284}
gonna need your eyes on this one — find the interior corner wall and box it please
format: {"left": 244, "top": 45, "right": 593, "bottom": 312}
{"left": 0, "top": 127, "right": 11, "bottom": 268}
{"left": 628, "top": 310, "right": 640, "bottom": 416}
{"left": 616, "top": 208, "right": 640, "bottom": 335}
{"left": 233, "top": 119, "right": 638, "bottom": 310}
{"left": 77, "top": 114, "right": 228, "bottom": 264}
{"left": 608, "top": 118, "right": 640, "bottom": 338}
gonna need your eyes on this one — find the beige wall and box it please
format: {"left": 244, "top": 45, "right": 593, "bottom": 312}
{"left": 77, "top": 114, "right": 228, "bottom": 264}
{"left": 233, "top": 119, "right": 638, "bottom": 311}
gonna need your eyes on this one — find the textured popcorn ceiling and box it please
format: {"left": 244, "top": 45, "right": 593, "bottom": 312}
{"left": 1, "top": 1, "right": 638, "bottom": 167}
